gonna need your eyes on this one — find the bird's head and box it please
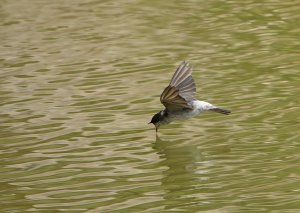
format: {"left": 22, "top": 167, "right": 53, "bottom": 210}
{"left": 149, "top": 110, "right": 164, "bottom": 132}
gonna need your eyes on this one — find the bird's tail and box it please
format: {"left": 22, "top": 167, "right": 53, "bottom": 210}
{"left": 210, "top": 107, "right": 231, "bottom": 115}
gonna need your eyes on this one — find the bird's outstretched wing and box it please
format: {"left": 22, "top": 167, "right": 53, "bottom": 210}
{"left": 160, "top": 62, "right": 196, "bottom": 111}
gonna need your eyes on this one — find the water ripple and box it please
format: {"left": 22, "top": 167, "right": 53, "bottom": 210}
{"left": 1, "top": 0, "right": 300, "bottom": 212}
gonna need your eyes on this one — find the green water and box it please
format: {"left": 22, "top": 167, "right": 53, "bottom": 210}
{"left": 1, "top": 0, "right": 300, "bottom": 212}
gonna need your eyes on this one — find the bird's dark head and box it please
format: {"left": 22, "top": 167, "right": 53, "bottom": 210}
{"left": 149, "top": 110, "right": 164, "bottom": 132}
{"left": 149, "top": 111, "right": 163, "bottom": 125}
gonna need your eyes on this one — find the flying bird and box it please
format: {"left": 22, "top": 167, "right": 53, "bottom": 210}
{"left": 149, "top": 61, "right": 230, "bottom": 132}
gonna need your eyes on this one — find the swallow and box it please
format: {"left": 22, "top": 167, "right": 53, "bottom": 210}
{"left": 149, "top": 61, "right": 230, "bottom": 132}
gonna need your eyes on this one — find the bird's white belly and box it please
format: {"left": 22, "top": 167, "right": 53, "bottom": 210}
{"left": 169, "top": 100, "right": 215, "bottom": 121}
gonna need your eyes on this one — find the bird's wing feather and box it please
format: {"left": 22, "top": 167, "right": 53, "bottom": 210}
{"left": 160, "top": 62, "right": 196, "bottom": 111}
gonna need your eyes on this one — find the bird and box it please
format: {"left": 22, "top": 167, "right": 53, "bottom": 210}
{"left": 149, "top": 61, "right": 231, "bottom": 132}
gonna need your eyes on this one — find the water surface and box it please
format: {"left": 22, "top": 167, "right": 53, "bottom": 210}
{"left": 1, "top": 0, "right": 300, "bottom": 212}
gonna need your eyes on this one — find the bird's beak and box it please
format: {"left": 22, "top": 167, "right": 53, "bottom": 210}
{"left": 148, "top": 122, "right": 158, "bottom": 132}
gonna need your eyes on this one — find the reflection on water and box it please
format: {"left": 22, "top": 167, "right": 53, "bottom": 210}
{"left": 1, "top": 0, "right": 300, "bottom": 212}
{"left": 154, "top": 136, "right": 206, "bottom": 211}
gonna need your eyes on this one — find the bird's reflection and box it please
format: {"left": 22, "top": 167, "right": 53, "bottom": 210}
{"left": 153, "top": 135, "right": 205, "bottom": 209}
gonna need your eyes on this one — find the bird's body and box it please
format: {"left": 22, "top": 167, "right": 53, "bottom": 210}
{"left": 149, "top": 62, "right": 230, "bottom": 132}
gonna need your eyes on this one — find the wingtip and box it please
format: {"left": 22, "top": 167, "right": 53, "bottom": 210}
{"left": 182, "top": 60, "right": 189, "bottom": 66}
